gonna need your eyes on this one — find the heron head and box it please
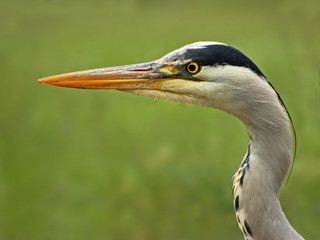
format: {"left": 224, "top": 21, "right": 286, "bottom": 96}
{"left": 38, "top": 42, "right": 270, "bottom": 119}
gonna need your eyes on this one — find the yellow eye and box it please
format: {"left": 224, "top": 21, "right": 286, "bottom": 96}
{"left": 186, "top": 62, "right": 200, "bottom": 74}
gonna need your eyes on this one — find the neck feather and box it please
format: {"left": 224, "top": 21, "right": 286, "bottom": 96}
{"left": 232, "top": 85, "right": 303, "bottom": 240}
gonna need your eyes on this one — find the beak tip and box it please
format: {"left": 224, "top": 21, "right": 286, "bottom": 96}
{"left": 37, "top": 77, "right": 57, "bottom": 87}
{"left": 37, "top": 78, "right": 45, "bottom": 84}
{"left": 37, "top": 78, "right": 47, "bottom": 85}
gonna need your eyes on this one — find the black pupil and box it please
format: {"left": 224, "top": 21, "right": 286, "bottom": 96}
{"left": 188, "top": 64, "right": 196, "bottom": 72}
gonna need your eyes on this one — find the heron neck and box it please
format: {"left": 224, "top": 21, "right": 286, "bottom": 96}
{"left": 232, "top": 100, "right": 303, "bottom": 239}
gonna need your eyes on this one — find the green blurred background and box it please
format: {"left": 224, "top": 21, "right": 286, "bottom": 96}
{"left": 1, "top": 0, "right": 319, "bottom": 239}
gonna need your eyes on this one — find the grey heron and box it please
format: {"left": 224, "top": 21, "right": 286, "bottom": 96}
{"left": 38, "top": 42, "right": 304, "bottom": 240}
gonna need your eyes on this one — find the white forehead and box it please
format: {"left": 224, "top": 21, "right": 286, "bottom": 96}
{"left": 180, "top": 41, "right": 226, "bottom": 50}
{"left": 160, "top": 41, "right": 227, "bottom": 62}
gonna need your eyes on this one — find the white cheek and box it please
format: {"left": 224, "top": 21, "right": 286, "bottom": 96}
{"left": 193, "top": 66, "right": 220, "bottom": 81}
{"left": 194, "top": 65, "right": 260, "bottom": 84}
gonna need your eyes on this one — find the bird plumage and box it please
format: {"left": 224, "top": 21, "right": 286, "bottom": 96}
{"left": 38, "top": 42, "right": 304, "bottom": 240}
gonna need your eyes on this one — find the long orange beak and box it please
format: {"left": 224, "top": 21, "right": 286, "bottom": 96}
{"left": 38, "top": 62, "right": 179, "bottom": 90}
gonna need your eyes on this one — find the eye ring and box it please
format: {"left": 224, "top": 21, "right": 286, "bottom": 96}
{"left": 186, "top": 62, "right": 201, "bottom": 74}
